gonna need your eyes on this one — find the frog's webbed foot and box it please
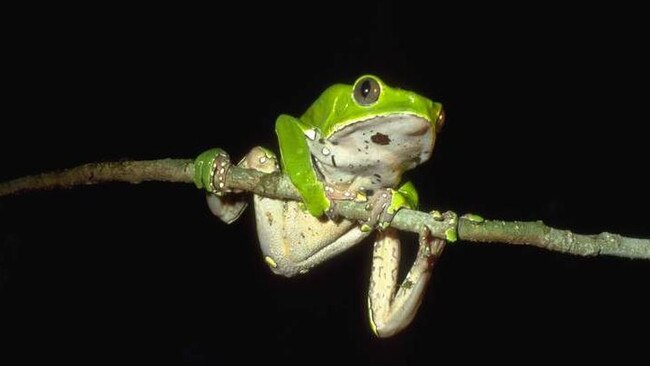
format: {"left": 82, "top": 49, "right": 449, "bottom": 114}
{"left": 360, "top": 188, "right": 411, "bottom": 232}
{"left": 196, "top": 147, "right": 277, "bottom": 224}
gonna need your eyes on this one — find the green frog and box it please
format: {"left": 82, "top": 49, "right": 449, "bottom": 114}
{"left": 195, "top": 75, "right": 447, "bottom": 337}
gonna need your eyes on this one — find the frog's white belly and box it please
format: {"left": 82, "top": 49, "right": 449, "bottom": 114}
{"left": 307, "top": 114, "right": 434, "bottom": 192}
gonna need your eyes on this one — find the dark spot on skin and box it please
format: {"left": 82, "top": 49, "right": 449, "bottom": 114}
{"left": 364, "top": 140, "right": 369, "bottom": 144}
{"left": 357, "top": 148, "right": 362, "bottom": 152}
{"left": 331, "top": 155, "right": 337, "bottom": 167}
{"left": 365, "top": 189, "right": 374, "bottom": 196}
{"left": 300, "top": 233, "right": 305, "bottom": 238}
{"left": 373, "top": 173, "right": 381, "bottom": 178}
{"left": 371, "top": 133, "right": 391, "bottom": 145}
{"left": 331, "top": 141, "right": 338, "bottom": 145}
{"left": 365, "top": 145, "right": 368, "bottom": 150}
{"left": 319, "top": 138, "right": 325, "bottom": 144}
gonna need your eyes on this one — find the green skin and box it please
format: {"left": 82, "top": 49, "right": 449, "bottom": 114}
{"left": 275, "top": 74, "right": 443, "bottom": 219}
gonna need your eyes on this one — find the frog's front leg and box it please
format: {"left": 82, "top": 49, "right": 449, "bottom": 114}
{"left": 368, "top": 227, "right": 445, "bottom": 337}
{"left": 243, "top": 147, "right": 372, "bottom": 277}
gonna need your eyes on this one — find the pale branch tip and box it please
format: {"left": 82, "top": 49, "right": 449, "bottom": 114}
{"left": 0, "top": 159, "right": 195, "bottom": 197}
{"left": 1, "top": 157, "right": 648, "bottom": 260}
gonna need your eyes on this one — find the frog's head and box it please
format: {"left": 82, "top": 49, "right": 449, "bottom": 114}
{"left": 301, "top": 75, "right": 445, "bottom": 138}
{"left": 301, "top": 75, "right": 445, "bottom": 190}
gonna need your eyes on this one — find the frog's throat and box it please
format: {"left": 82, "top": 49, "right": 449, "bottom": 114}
{"left": 325, "top": 111, "right": 433, "bottom": 138}
{"left": 309, "top": 113, "right": 435, "bottom": 192}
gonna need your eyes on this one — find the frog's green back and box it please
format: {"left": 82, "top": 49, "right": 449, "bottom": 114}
{"left": 299, "top": 76, "right": 440, "bottom": 137}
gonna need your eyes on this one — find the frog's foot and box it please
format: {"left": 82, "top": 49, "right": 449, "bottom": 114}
{"left": 198, "top": 147, "right": 278, "bottom": 224}
{"left": 322, "top": 185, "right": 367, "bottom": 220}
{"left": 430, "top": 210, "right": 459, "bottom": 242}
{"left": 239, "top": 146, "right": 280, "bottom": 174}
{"left": 360, "top": 188, "right": 411, "bottom": 232}
{"left": 194, "top": 148, "right": 232, "bottom": 196}
{"left": 324, "top": 185, "right": 366, "bottom": 202}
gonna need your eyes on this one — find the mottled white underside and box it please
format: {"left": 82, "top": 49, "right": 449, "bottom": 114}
{"left": 307, "top": 114, "right": 434, "bottom": 193}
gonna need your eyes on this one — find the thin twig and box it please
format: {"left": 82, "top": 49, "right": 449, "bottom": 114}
{"left": 0, "top": 159, "right": 194, "bottom": 196}
{"left": 1, "top": 158, "right": 648, "bottom": 260}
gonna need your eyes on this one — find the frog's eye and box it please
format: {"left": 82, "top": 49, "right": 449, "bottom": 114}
{"left": 353, "top": 76, "right": 381, "bottom": 106}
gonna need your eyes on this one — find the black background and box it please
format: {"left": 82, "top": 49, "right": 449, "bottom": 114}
{"left": 2, "top": 2, "right": 649, "bottom": 364}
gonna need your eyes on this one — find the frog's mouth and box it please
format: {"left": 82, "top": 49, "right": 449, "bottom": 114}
{"left": 310, "top": 113, "right": 435, "bottom": 189}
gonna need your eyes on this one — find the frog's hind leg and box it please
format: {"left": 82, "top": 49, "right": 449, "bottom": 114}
{"left": 256, "top": 200, "right": 371, "bottom": 277}
{"left": 244, "top": 149, "right": 372, "bottom": 277}
{"left": 367, "top": 227, "right": 446, "bottom": 337}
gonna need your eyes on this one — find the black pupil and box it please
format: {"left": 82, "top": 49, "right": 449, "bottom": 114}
{"left": 360, "top": 79, "right": 371, "bottom": 98}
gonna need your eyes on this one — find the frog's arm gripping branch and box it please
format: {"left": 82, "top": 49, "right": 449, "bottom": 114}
{"left": 1, "top": 156, "right": 648, "bottom": 260}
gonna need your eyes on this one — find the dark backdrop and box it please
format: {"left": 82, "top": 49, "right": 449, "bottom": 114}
{"left": 2, "top": 2, "right": 649, "bottom": 364}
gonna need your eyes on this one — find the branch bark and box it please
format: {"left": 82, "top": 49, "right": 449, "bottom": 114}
{"left": 0, "top": 159, "right": 194, "bottom": 196}
{"left": 1, "top": 158, "right": 648, "bottom": 260}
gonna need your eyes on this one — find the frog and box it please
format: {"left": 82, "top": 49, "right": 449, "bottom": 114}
{"left": 194, "top": 75, "right": 447, "bottom": 337}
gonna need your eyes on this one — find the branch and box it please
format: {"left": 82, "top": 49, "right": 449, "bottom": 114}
{"left": 0, "top": 159, "right": 194, "bottom": 196}
{"left": 1, "top": 158, "right": 648, "bottom": 260}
